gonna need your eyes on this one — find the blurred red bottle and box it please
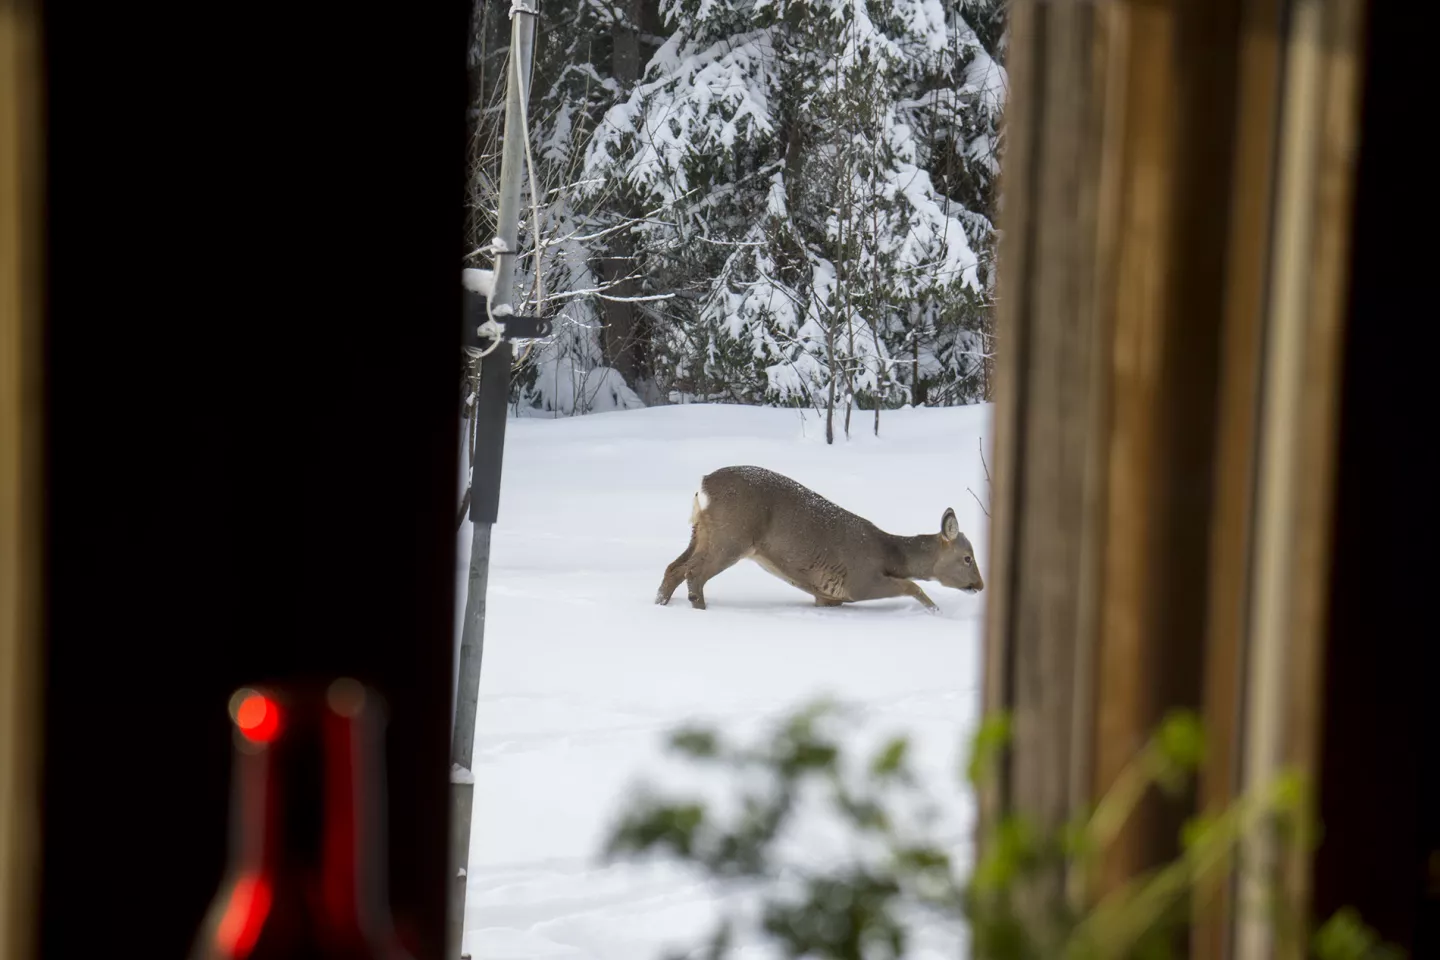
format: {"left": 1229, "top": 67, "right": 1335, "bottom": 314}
{"left": 189, "top": 678, "right": 414, "bottom": 960}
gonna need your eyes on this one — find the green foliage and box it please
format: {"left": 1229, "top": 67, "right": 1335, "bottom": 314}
{"left": 964, "top": 712, "right": 1013, "bottom": 787}
{"left": 603, "top": 699, "right": 1403, "bottom": 960}
{"left": 1312, "top": 909, "right": 1406, "bottom": 960}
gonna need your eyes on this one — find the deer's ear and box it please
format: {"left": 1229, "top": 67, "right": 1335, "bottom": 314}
{"left": 941, "top": 508, "right": 960, "bottom": 542}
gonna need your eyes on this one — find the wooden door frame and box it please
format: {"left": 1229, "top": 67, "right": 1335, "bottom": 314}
{"left": 979, "top": 1, "right": 1368, "bottom": 956}
{"left": 1, "top": 2, "right": 45, "bottom": 958}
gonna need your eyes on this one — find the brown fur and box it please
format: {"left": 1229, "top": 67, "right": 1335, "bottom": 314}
{"left": 655, "top": 465, "right": 984, "bottom": 612}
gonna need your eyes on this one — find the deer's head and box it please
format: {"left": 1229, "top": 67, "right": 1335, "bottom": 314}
{"left": 934, "top": 508, "right": 984, "bottom": 593}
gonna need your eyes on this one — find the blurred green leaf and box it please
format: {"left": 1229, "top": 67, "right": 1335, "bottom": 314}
{"left": 1155, "top": 711, "right": 1205, "bottom": 768}
{"left": 870, "top": 736, "right": 910, "bottom": 779}
{"left": 966, "top": 712, "right": 1013, "bottom": 787}
{"left": 606, "top": 799, "right": 707, "bottom": 860}
{"left": 670, "top": 726, "right": 722, "bottom": 758}
{"left": 1180, "top": 813, "right": 1218, "bottom": 851}
{"left": 1313, "top": 907, "right": 1404, "bottom": 960}
{"left": 836, "top": 790, "right": 890, "bottom": 832}
{"left": 973, "top": 815, "right": 1036, "bottom": 893}
{"left": 1061, "top": 818, "right": 1094, "bottom": 860}
{"left": 1271, "top": 769, "right": 1308, "bottom": 812}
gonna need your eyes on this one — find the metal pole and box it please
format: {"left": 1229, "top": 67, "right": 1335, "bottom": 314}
{"left": 448, "top": 4, "right": 537, "bottom": 957}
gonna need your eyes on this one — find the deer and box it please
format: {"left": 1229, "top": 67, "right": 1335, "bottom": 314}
{"left": 655, "top": 465, "right": 984, "bottom": 613}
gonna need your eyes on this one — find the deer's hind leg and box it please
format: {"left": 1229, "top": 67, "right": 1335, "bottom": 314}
{"left": 656, "top": 528, "right": 698, "bottom": 605}
{"left": 684, "top": 541, "right": 748, "bottom": 610}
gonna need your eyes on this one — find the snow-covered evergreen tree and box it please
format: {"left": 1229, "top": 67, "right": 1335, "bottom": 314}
{"left": 581, "top": 0, "right": 1005, "bottom": 427}
{"left": 465, "top": 0, "right": 1007, "bottom": 419}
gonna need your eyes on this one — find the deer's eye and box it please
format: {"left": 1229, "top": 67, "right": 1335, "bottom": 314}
{"left": 963, "top": 556, "right": 973, "bottom": 565}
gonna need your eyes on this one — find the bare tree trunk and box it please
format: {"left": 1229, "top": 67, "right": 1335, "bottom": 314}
{"left": 464, "top": 0, "right": 496, "bottom": 260}
{"left": 838, "top": 86, "right": 854, "bottom": 444}
{"left": 843, "top": 316, "right": 854, "bottom": 440}
{"left": 913, "top": 333, "right": 924, "bottom": 405}
{"left": 465, "top": 0, "right": 488, "bottom": 147}
{"left": 872, "top": 320, "right": 884, "bottom": 437}
{"left": 597, "top": 0, "right": 647, "bottom": 387}
{"left": 982, "top": 310, "right": 997, "bottom": 401}
{"left": 597, "top": 255, "right": 642, "bottom": 382}
{"left": 870, "top": 200, "right": 884, "bottom": 437}
{"left": 825, "top": 318, "right": 836, "bottom": 445}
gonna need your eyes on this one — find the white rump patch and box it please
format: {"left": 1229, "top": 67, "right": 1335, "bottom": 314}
{"left": 689, "top": 481, "right": 712, "bottom": 526}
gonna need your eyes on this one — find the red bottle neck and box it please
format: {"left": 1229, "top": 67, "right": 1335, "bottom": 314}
{"left": 203, "top": 683, "right": 408, "bottom": 960}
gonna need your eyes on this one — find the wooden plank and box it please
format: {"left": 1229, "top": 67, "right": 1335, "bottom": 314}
{"left": 1276, "top": 0, "right": 1367, "bottom": 952}
{"left": 1089, "top": 0, "right": 1177, "bottom": 896}
{"left": 978, "top": 0, "right": 1040, "bottom": 832}
{"left": 984, "top": 0, "right": 1249, "bottom": 913}
{"left": 979, "top": 0, "right": 1117, "bottom": 919}
{"left": 1233, "top": 0, "right": 1365, "bottom": 955}
{"left": 0, "top": 2, "right": 45, "bottom": 958}
{"left": 1191, "top": 0, "right": 1284, "bottom": 955}
{"left": 1085, "top": 0, "right": 1248, "bottom": 903}
{"left": 1063, "top": 0, "right": 1129, "bottom": 911}
{"left": 1010, "top": 0, "right": 1091, "bottom": 847}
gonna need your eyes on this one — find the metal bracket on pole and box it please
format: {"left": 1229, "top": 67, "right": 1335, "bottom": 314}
{"left": 461, "top": 287, "right": 552, "bottom": 350}
{"left": 459, "top": 291, "right": 550, "bottom": 530}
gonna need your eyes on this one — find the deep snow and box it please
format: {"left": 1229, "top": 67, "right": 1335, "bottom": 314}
{"left": 455, "top": 402, "right": 992, "bottom": 959}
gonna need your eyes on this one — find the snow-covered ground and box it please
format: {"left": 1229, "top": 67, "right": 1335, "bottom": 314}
{"left": 455, "top": 403, "right": 992, "bottom": 959}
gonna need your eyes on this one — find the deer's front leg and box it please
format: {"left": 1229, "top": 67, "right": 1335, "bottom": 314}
{"left": 874, "top": 576, "right": 939, "bottom": 613}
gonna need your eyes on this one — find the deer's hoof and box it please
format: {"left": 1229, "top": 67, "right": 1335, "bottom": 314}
{"left": 655, "top": 592, "right": 670, "bottom": 605}
{"left": 688, "top": 593, "right": 706, "bottom": 610}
